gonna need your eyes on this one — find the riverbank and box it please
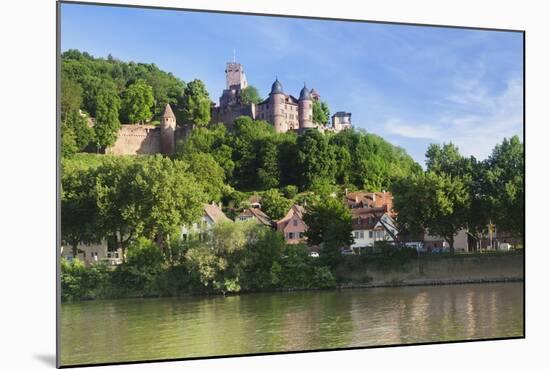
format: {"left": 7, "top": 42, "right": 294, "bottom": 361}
{"left": 335, "top": 253, "right": 524, "bottom": 288}
{"left": 61, "top": 252, "right": 524, "bottom": 301}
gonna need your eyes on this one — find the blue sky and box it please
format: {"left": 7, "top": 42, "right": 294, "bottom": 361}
{"left": 61, "top": 3, "right": 524, "bottom": 165}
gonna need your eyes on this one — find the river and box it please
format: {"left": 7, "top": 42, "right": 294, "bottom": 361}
{"left": 60, "top": 282, "right": 523, "bottom": 366}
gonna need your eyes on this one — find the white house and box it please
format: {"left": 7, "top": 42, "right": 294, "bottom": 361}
{"left": 350, "top": 209, "right": 398, "bottom": 253}
{"left": 60, "top": 240, "right": 123, "bottom": 266}
{"left": 181, "top": 203, "right": 232, "bottom": 240}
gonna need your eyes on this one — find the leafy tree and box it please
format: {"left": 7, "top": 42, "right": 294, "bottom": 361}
{"left": 241, "top": 225, "right": 285, "bottom": 290}
{"left": 239, "top": 85, "right": 262, "bottom": 105}
{"left": 277, "top": 244, "right": 313, "bottom": 288}
{"left": 185, "top": 152, "right": 227, "bottom": 202}
{"left": 312, "top": 100, "right": 330, "bottom": 126}
{"left": 181, "top": 79, "right": 211, "bottom": 127}
{"left": 484, "top": 136, "right": 524, "bottom": 237}
{"left": 94, "top": 157, "right": 142, "bottom": 260}
{"left": 175, "top": 124, "right": 235, "bottom": 180}
{"left": 392, "top": 171, "right": 470, "bottom": 255}
{"left": 65, "top": 110, "right": 94, "bottom": 151}
{"left": 122, "top": 79, "right": 154, "bottom": 124}
{"left": 297, "top": 129, "right": 336, "bottom": 189}
{"left": 61, "top": 74, "right": 83, "bottom": 121}
{"left": 261, "top": 189, "right": 293, "bottom": 220}
{"left": 426, "top": 142, "right": 473, "bottom": 178}
{"left": 133, "top": 155, "right": 208, "bottom": 245}
{"left": 185, "top": 221, "right": 250, "bottom": 293}
{"left": 93, "top": 84, "right": 121, "bottom": 150}
{"left": 257, "top": 137, "right": 281, "bottom": 189}
{"left": 281, "top": 185, "right": 298, "bottom": 199}
{"left": 232, "top": 116, "right": 275, "bottom": 189}
{"left": 303, "top": 197, "right": 353, "bottom": 268}
{"left": 61, "top": 159, "right": 99, "bottom": 254}
{"left": 61, "top": 122, "right": 78, "bottom": 158}
{"left": 112, "top": 237, "right": 165, "bottom": 293}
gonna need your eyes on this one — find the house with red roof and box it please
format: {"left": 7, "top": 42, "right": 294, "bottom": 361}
{"left": 276, "top": 205, "right": 308, "bottom": 244}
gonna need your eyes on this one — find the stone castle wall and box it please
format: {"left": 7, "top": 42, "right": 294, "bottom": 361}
{"left": 106, "top": 125, "right": 162, "bottom": 155}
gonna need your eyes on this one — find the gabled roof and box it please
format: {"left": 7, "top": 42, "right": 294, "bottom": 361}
{"left": 277, "top": 204, "right": 305, "bottom": 225}
{"left": 162, "top": 104, "right": 176, "bottom": 119}
{"left": 203, "top": 203, "right": 231, "bottom": 224}
{"left": 238, "top": 208, "right": 274, "bottom": 227}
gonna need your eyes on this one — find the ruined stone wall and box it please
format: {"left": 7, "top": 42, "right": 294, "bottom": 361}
{"left": 106, "top": 125, "right": 161, "bottom": 155}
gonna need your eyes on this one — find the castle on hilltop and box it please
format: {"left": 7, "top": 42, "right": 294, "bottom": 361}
{"left": 211, "top": 61, "right": 352, "bottom": 133}
{"left": 106, "top": 60, "right": 353, "bottom": 156}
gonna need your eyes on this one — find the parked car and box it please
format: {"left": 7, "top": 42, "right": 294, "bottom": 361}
{"left": 309, "top": 251, "right": 320, "bottom": 258}
{"left": 341, "top": 249, "right": 354, "bottom": 255}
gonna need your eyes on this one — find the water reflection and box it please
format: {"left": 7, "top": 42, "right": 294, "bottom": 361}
{"left": 61, "top": 283, "right": 523, "bottom": 366}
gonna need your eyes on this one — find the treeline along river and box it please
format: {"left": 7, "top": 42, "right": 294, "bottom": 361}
{"left": 61, "top": 282, "right": 523, "bottom": 366}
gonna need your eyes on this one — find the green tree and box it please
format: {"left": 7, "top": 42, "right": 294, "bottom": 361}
{"left": 303, "top": 197, "right": 353, "bottom": 268}
{"left": 61, "top": 122, "right": 78, "bottom": 158}
{"left": 134, "top": 155, "right": 208, "bottom": 245}
{"left": 484, "top": 136, "right": 524, "bottom": 237}
{"left": 65, "top": 110, "right": 94, "bottom": 151}
{"left": 93, "top": 84, "right": 121, "bottom": 150}
{"left": 185, "top": 221, "right": 249, "bottom": 293}
{"left": 61, "top": 74, "right": 83, "bottom": 121}
{"left": 112, "top": 237, "right": 165, "bottom": 294}
{"left": 392, "top": 171, "right": 470, "bottom": 255}
{"left": 185, "top": 152, "right": 227, "bottom": 202}
{"left": 312, "top": 100, "right": 330, "bottom": 126}
{"left": 61, "top": 159, "right": 99, "bottom": 255}
{"left": 122, "top": 79, "right": 155, "bottom": 124}
{"left": 175, "top": 124, "right": 235, "bottom": 180}
{"left": 241, "top": 225, "right": 285, "bottom": 290}
{"left": 181, "top": 79, "right": 211, "bottom": 127}
{"left": 239, "top": 85, "right": 262, "bottom": 105}
{"left": 94, "top": 157, "right": 142, "bottom": 260}
{"left": 261, "top": 189, "right": 293, "bottom": 220}
{"left": 297, "top": 129, "right": 336, "bottom": 189}
{"left": 257, "top": 137, "right": 281, "bottom": 189}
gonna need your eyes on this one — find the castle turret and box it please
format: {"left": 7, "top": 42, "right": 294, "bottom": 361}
{"left": 160, "top": 104, "right": 176, "bottom": 155}
{"left": 298, "top": 83, "right": 314, "bottom": 130}
{"left": 269, "top": 78, "right": 287, "bottom": 133}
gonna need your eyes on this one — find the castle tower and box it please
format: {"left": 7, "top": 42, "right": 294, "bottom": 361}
{"left": 298, "top": 83, "right": 314, "bottom": 130}
{"left": 269, "top": 78, "right": 287, "bottom": 133}
{"left": 225, "top": 62, "right": 248, "bottom": 90}
{"left": 160, "top": 104, "right": 176, "bottom": 155}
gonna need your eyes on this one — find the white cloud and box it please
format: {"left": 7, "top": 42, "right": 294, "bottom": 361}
{"left": 384, "top": 119, "right": 442, "bottom": 140}
{"left": 383, "top": 76, "right": 523, "bottom": 160}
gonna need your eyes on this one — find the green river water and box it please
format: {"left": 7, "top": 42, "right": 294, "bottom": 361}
{"left": 60, "top": 282, "right": 523, "bottom": 366}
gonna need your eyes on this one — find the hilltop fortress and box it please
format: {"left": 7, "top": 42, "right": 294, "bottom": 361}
{"left": 211, "top": 61, "right": 352, "bottom": 134}
{"left": 107, "top": 61, "right": 352, "bottom": 155}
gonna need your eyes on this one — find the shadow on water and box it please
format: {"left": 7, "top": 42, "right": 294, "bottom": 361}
{"left": 33, "top": 353, "right": 56, "bottom": 367}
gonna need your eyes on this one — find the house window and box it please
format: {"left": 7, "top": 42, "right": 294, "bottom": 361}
{"left": 354, "top": 231, "right": 359, "bottom": 239}
{"left": 369, "top": 231, "right": 373, "bottom": 238}
{"left": 299, "top": 232, "right": 304, "bottom": 238}
{"left": 360, "top": 231, "right": 364, "bottom": 239}
{"left": 293, "top": 219, "right": 298, "bottom": 226}
{"left": 288, "top": 232, "right": 294, "bottom": 239}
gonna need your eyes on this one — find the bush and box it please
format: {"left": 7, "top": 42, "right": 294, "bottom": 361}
{"left": 61, "top": 258, "right": 109, "bottom": 301}
{"left": 310, "top": 266, "right": 336, "bottom": 289}
{"left": 110, "top": 238, "right": 165, "bottom": 296}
